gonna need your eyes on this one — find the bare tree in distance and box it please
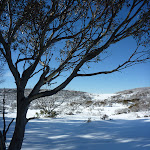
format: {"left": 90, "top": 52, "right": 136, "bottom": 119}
{"left": 0, "top": 0, "right": 150, "bottom": 149}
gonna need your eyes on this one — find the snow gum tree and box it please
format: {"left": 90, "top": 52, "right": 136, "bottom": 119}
{"left": 0, "top": 0, "right": 150, "bottom": 149}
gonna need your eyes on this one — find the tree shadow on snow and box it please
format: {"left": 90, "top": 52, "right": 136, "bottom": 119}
{"left": 22, "top": 118, "right": 150, "bottom": 150}
{"left": 1, "top": 117, "right": 150, "bottom": 150}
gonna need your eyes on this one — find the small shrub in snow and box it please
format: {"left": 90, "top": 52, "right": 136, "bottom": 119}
{"left": 115, "top": 108, "right": 129, "bottom": 115}
{"left": 33, "top": 97, "right": 63, "bottom": 118}
{"left": 85, "top": 100, "right": 93, "bottom": 107}
{"left": 76, "top": 111, "right": 82, "bottom": 114}
{"left": 48, "top": 111, "right": 58, "bottom": 118}
{"left": 36, "top": 110, "right": 58, "bottom": 118}
{"left": 121, "top": 100, "right": 131, "bottom": 105}
{"left": 144, "top": 115, "right": 149, "bottom": 118}
{"left": 128, "top": 103, "right": 139, "bottom": 112}
{"left": 35, "top": 112, "right": 40, "bottom": 118}
{"left": 101, "top": 114, "right": 109, "bottom": 120}
{"left": 94, "top": 101, "right": 107, "bottom": 107}
{"left": 136, "top": 115, "right": 140, "bottom": 118}
{"left": 86, "top": 118, "right": 92, "bottom": 123}
{"left": 66, "top": 112, "right": 74, "bottom": 115}
{"left": 130, "top": 98, "right": 140, "bottom": 102}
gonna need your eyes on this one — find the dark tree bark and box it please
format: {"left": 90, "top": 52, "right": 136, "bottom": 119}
{"left": 0, "top": 131, "right": 6, "bottom": 150}
{"left": 8, "top": 89, "right": 29, "bottom": 150}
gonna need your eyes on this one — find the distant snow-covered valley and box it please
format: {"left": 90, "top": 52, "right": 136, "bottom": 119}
{"left": 1, "top": 87, "right": 150, "bottom": 120}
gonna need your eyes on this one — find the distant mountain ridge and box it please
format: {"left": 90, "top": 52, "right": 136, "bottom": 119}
{"left": 114, "top": 87, "right": 150, "bottom": 101}
{"left": 116, "top": 87, "right": 150, "bottom": 94}
{"left": 0, "top": 87, "right": 150, "bottom": 103}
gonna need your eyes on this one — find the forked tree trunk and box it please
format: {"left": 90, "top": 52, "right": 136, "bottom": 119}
{"left": 8, "top": 90, "right": 29, "bottom": 150}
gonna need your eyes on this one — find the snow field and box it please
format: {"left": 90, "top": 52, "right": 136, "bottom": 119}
{"left": 1, "top": 117, "right": 150, "bottom": 150}
{"left": 1, "top": 89, "right": 150, "bottom": 149}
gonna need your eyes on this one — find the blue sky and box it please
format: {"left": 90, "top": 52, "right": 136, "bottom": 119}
{"left": 0, "top": 36, "right": 149, "bottom": 94}
{"left": 66, "top": 37, "right": 150, "bottom": 93}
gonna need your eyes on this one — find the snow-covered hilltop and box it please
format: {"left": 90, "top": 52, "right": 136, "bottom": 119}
{"left": 0, "top": 87, "right": 150, "bottom": 120}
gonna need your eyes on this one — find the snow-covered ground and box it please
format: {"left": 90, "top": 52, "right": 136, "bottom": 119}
{"left": 1, "top": 116, "right": 150, "bottom": 150}
{"left": 22, "top": 118, "right": 150, "bottom": 150}
{"left": 0, "top": 88, "right": 150, "bottom": 149}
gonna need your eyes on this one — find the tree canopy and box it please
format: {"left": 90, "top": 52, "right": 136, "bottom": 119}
{"left": 0, "top": 0, "right": 150, "bottom": 101}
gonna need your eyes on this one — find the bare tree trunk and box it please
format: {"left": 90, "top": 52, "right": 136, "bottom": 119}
{"left": 8, "top": 90, "right": 29, "bottom": 150}
{"left": 8, "top": 115, "right": 27, "bottom": 150}
{"left": 0, "top": 131, "right": 6, "bottom": 150}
